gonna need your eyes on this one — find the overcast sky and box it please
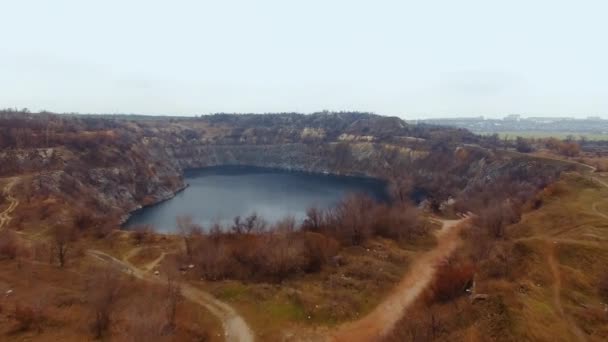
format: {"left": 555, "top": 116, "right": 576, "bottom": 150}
{"left": 1, "top": 0, "right": 606, "bottom": 118}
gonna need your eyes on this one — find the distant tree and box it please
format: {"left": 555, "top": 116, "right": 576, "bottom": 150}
{"left": 515, "top": 137, "right": 534, "bottom": 153}
{"left": 559, "top": 141, "right": 581, "bottom": 157}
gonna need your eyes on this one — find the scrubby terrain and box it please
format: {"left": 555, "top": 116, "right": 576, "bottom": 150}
{"left": 2, "top": 109, "right": 603, "bottom": 341}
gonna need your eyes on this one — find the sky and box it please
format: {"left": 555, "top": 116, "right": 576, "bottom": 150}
{"left": 1, "top": 0, "right": 607, "bottom": 119}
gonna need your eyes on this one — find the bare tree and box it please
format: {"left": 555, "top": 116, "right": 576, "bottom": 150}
{"left": 302, "top": 206, "right": 324, "bottom": 232}
{"left": 231, "top": 215, "right": 244, "bottom": 234}
{"left": 389, "top": 176, "right": 413, "bottom": 203}
{"left": 131, "top": 224, "right": 154, "bottom": 245}
{"left": 52, "top": 225, "right": 75, "bottom": 268}
{"left": 88, "top": 268, "right": 123, "bottom": 338}
{"left": 243, "top": 212, "right": 266, "bottom": 233}
{"left": 164, "top": 272, "right": 182, "bottom": 331}
{"left": 176, "top": 215, "right": 202, "bottom": 259}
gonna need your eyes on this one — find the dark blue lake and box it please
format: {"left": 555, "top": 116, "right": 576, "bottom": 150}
{"left": 125, "top": 166, "right": 388, "bottom": 233}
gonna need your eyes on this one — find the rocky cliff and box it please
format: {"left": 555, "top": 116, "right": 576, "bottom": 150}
{"left": 0, "top": 111, "right": 568, "bottom": 231}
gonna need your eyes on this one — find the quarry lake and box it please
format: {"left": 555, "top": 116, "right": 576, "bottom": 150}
{"left": 125, "top": 166, "right": 389, "bottom": 233}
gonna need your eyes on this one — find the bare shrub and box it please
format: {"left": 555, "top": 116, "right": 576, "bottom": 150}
{"left": 388, "top": 176, "right": 413, "bottom": 203}
{"left": 301, "top": 232, "right": 340, "bottom": 272}
{"left": 164, "top": 272, "right": 182, "bottom": 331}
{"left": 255, "top": 232, "right": 307, "bottom": 282}
{"left": 515, "top": 137, "right": 534, "bottom": 153}
{"left": 302, "top": 206, "right": 325, "bottom": 232}
{"left": 243, "top": 212, "right": 266, "bottom": 233}
{"left": 192, "top": 238, "right": 233, "bottom": 281}
{"left": 473, "top": 201, "right": 519, "bottom": 239}
{"left": 11, "top": 302, "right": 45, "bottom": 332}
{"left": 230, "top": 216, "right": 244, "bottom": 234}
{"left": 373, "top": 203, "right": 424, "bottom": 241}
{"left": 325, "top": 194, "right": 376, "bottom": 245}
{"left": 192, "top": 217, "right": 339, "bottom": 282}
{"left": 431, "top": 258, "right": 475, "bottom": 303}
{"left": 131, "top": 224, "right": 154, "bottom": 245}
{"left": 125, "top": 304, "right": 168, "bottom": 342}
{"left": 599, "top": 271, "right": 608, "bottom": 300}
{"left": 176, "top": 215, "right": 202, "bottom": 259}
{"left": 385, "top": 303, "right": 440, "bottom": 342}
{"left": 73, "top": 209, "right": 96, "bottom": 231}
{"left": 483, "top": 242, "right": 513, "bottom": 279}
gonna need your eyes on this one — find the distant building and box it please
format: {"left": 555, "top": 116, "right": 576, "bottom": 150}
{"left": 504, "top": 114, "right": 521, "bottom": 121}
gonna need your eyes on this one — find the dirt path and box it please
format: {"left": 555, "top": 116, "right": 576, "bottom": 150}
{"left": 331, "top": 217, "right": 468, "bottom": 342}
{"left": 88, "top": 249, "right": 254, "bottom": 342}
{"left": 591, "top": 202, "right": 608, "bottom": 220}
{"left": 143, "top": 251, "right": 167, "bottom": 271}
{"left": 0, "top": 178, "right": 19, "bottom": 231}
{"left": 547, "top": 243, "right": 587, "bottom": 342}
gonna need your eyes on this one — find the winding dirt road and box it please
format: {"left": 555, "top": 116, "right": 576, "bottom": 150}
{"left": 0, "top": 178, "right": 19, "bottom": 231}
{"left": 88, "top": 249, "right": 254, "bottom": 342}
{"left": 331, "top": 217, "right": 469, "bottom": 342}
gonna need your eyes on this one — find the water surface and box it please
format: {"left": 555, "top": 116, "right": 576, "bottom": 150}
{"left": 125, "top": 166, "right": 388, "bottom": 233}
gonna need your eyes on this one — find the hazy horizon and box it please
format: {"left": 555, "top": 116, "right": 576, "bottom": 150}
{"left": 1, "top": 1, "right": 607, "bottom": 119}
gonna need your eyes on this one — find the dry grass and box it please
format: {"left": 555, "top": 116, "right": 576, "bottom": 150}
{"left": 186, "top": 237, "right": 416, "bottom": 340}
{"left": 0, "top": 235, "right": 222, "bottom": 341}
{"left": 480, "top": 172, "right": 608, "bottom": 341}
{"left": 384, "top": 171, "right": 608, "bottom": 342}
